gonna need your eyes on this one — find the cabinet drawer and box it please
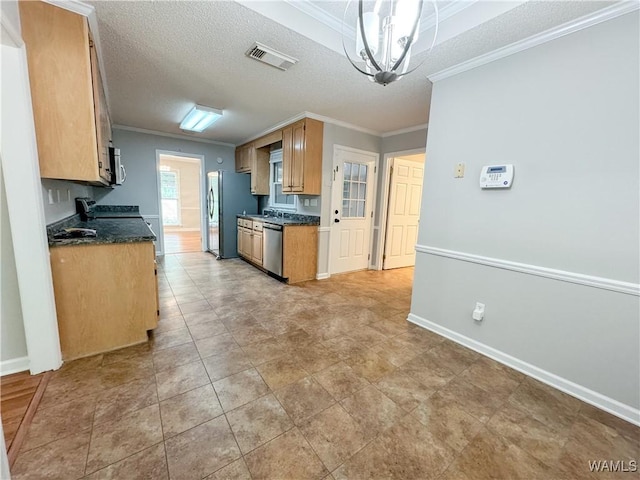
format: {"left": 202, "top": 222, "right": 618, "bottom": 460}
{"left": 253, "top": 221, "right": 263, "bottom": 232}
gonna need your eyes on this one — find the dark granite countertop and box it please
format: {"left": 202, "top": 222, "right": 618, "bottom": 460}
{"left": 47, "top": 214, "right": 156, "bottom": 247}
{"left": 237, "top": 213, "right": 320, "bottom": 227}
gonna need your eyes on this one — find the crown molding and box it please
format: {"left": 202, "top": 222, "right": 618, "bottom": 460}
{"left": 428, "top": 1, "right": 640, "bottom": 82}
{"left": 239, "top": 111, "right": 382, "bottom": 145}
{"left": 1, "top": 14, "right": 24, "bottom": 47}
{"left": 304, "top": 112, "right": 381, "bottom": 136}
{"left": 285, "top": 0, "right": 354, "bottom": 39}
{"left": 44, "top": 0, "right": 93, "bottom": 17}
{"left": 112, "top": 125, "right": 236, "bottom": 148}
{"left": 381, "top": 123, "right": 429, "bottom": 138}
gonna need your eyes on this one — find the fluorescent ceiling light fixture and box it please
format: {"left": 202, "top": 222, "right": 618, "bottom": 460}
{"left": 180, "top": 105, "right": 223, "bottom": 132}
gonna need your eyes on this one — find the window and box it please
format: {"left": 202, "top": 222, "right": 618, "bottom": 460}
{"left": 269, "top": 150, "right": 296, "bottom": 209}
{"left": 342, "top": 161, "right": 368, "bottom": 217}
{"left": 160, "top": 170, "right": 180, "bottom": 226}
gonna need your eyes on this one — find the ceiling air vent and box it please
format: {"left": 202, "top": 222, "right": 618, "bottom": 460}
{"left": 245, "top": 42, "right": 298, "bottom": 71}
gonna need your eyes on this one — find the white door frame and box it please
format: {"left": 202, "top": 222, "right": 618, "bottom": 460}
{"left": 155, "top": 150, "right": 206, "bottom": 255}
{"left": 1, "top": 21, "right": 63, "bottom": 375}
{"left": 375, "top": 148, "right": 425, "bottom": 270}
{"left": 329, "top": 144, "right": 380, "bottom": 275}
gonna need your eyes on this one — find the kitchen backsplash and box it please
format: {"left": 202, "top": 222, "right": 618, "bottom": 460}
{"left": 41, "top": 179, "right": 93, "bottom": 224}
{"left": 262, "top": 208, "right": 320, "bottom": 224}
{"left": 258, "top": 194, "right": 321, "bottom": 216}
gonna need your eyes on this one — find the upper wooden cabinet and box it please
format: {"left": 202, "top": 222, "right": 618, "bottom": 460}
{"left": 20, "top": 1, "right": 112, "bottom": 185}
{"left": 235, "top": 144, "right": 251, "bottom": 173}
{"left": 235, "top": 117, "right": 323, "bottom": 196}
{"left": 251, "top": 147, "right": 270, "bottom": 195}
{"left": 235, "top": 143, "right": 269, "bottom": 195}
{"left": 282, "top": 118, "right": 323, "bottom": 195}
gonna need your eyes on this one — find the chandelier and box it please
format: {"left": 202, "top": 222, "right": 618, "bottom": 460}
{"left": 343, "top": 0, "right": 439, "bottom": 86}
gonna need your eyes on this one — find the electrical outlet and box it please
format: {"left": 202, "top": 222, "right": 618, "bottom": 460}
{"left": 56, "top": 189, "right": 61, "bottom": 203}
{"left": 455, "top": 163, "right": 465, "bottom": 178}
{"left": 47, "top": 189, "right": 54, "bottom": 204}
{"left": 310, "top": 198, "right": 318, "bottom": 207}
{"left": 472, "top": 302, "right": 485, "bottom": 322}
{"left": 304, "top": 199, "right": 310, "bottom": 207}
{"left": 67, "top": 189, "right": 71, "bottom": 201}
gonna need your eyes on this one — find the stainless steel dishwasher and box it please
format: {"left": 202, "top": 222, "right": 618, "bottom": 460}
{"left": 263, "top": 223, "right": 283, "bottom": 276}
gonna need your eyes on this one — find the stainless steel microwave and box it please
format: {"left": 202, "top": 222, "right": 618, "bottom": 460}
{"left": 109, "top": 146, "right": 126, "bottom": 185}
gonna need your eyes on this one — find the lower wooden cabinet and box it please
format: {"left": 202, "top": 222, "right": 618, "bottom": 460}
{"left": 251, "top": 225, "right": 263, "bottom": 266}
{"left": 237, "top": 219, "right": 263, "bottom": 266}
{"left": 283, "top": 225, "right": 317, "bottom": 283}
{"left": 237, "top": 218, "right": 317, "bottom": 283}
{"left": 49, "top": 241, "right": 158, "bottom": 360}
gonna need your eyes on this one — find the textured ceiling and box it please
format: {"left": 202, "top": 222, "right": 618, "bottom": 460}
{"left": 89, "top": 0, "right": 618, "bottom": 145}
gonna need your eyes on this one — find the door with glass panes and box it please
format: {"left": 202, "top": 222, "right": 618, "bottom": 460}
{"left": 330, "top": 147, "right": 377, "bottom": 274}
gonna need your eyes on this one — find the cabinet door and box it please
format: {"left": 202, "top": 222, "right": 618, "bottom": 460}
{"left": 290, "top": 121, "right": 306, "bottom": 193}
{"left": 237, "top": 225, "right": 243, "bottom": 256}
{"left": 49, "top": 242, "right": 155, "bottom": 360}
{"left": 252, "top": 232, "right": 263, "bottom": 265}
{"left": 20, "top": 1, "right": 103, "bottom": 183}
{"left": 282, "top": 126, "right": 293, "bottom": 193}
{"left": 241, "top": 228, "right": 253, "bottom": 258}
{"left": 235, "top": 147, "right": 244, "bottom": 173}
{"left": 89, "top": 32, "right": 112, "bottom": 184}
{"left": 251, "top": 148, "right": 270, "bottom": 195}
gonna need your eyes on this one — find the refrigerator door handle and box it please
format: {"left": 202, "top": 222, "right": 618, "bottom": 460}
{"left": 208, "top": 187, "right": 214, "bottom": 218}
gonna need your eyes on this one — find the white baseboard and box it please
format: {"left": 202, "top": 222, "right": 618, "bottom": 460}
{"left": 407, "top": 313, "right": 640, "bottom": 427}
{"left": 0, "top": 356, "right": 30, "bottom": 376}
{"left": 316, "top": 273, "right": 330, "bottom": 280}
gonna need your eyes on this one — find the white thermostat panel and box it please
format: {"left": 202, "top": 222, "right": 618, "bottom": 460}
{"left": 480, "top": 164, "right": 514, "bottom": 189}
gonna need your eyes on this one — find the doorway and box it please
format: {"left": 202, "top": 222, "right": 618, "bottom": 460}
{"left": 381, "top": 153, "right": 425, "bottom": 269}
{"left": 329, "top": 146, "right": 379, "bottom": 275}
{"left": 158, "top": 153, "right": 204, "bottom": 255}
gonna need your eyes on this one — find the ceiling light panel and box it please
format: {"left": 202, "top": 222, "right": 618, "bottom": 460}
{"left": 180, "top": 105, "right": 223, "bottom": 132}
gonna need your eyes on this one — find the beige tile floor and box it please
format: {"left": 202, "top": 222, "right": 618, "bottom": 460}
{"left": 11, "top": 253, "right": 639, "bottom": 479}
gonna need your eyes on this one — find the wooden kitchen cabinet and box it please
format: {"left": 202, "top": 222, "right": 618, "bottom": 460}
{"left": 250, "top": 148, "right": 270, "bottom": 195}
{"left": 235, "top": 144, "right": 269, "bottom": 195}
{"left": 235, "top": 144, "right": 251, "bottom": 173}
{"left": 237, "top": 219, "right": 253, "bottom": 259}
{"left": 49, "top": 242, "right": 158, "bottom": 360}
{"left": 283, "top": 225, "right": 318, "bottom": 283}
{"left": 20, "top": 1, "right": 112, "bottom": 185}
{"left": 251, "top": 221, "right": 263, "bottom": 266}
{"left": 282, "top": 118, "right": 323, "bottom": 195}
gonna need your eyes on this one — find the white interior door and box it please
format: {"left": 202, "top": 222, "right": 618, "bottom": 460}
{"left": 383, "top": 157, "right": 424, "bottom": 269}
{"left": 330, "top": 147, "right": 376, "bottom": 275}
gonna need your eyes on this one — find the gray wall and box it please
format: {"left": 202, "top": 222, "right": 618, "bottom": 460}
{"left": 1, "top": 167, "right": 27, "bottom": 363}
{"left": 412, "top": 12, "right": 639, "bottom": 410}
{"left": 94, "top": 129, "right": 236, "bottom": 254}
{"left": 381, "top": 129, "right": 428, "bottom": 156}
{"left": 41, "top": 179, "right": 93, "bottom": 225}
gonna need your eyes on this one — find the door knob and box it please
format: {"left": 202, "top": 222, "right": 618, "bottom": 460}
{"left": 334, "top": 218, "right": 340, "bottom": 223}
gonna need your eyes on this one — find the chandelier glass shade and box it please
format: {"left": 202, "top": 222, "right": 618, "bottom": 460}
{"left": 343, "top": 0, "right": 439, "bottom": 86}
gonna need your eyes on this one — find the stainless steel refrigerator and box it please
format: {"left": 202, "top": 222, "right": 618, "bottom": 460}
{"left": 207, "top": 171, "right": 257, "bottom": 258}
